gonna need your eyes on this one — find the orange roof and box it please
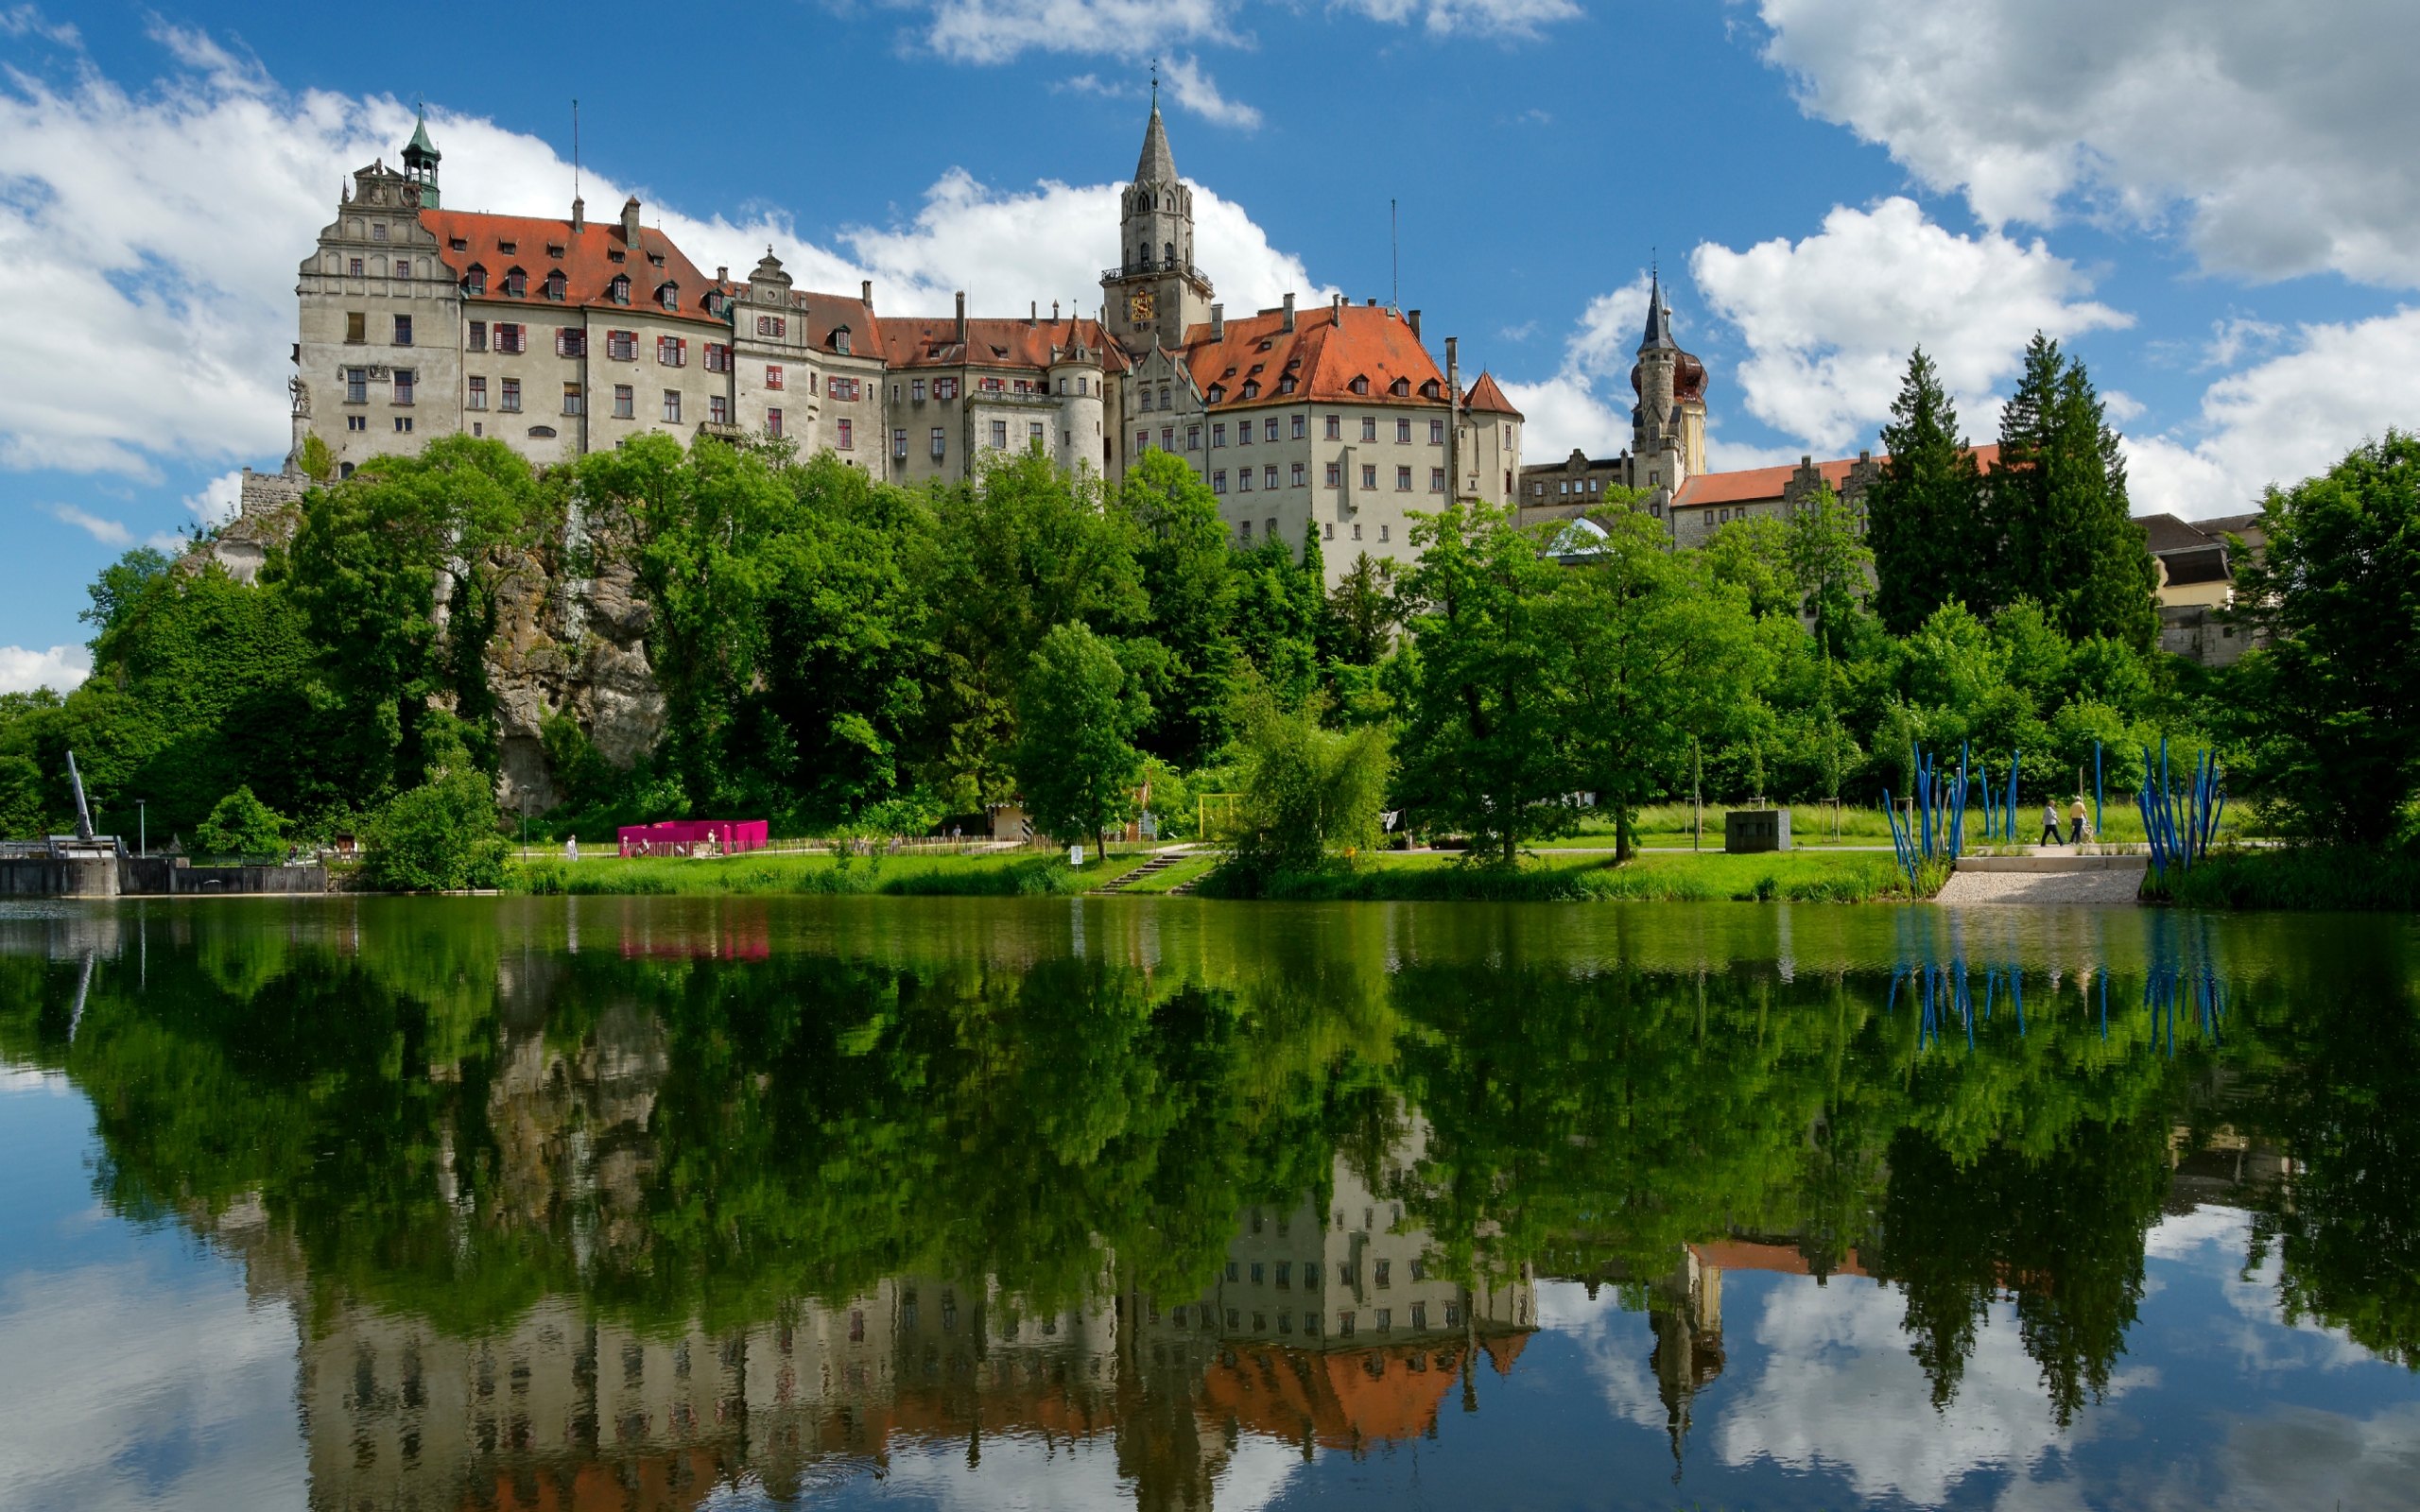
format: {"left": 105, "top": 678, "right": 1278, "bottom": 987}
{"left": 1200, "top": 1343, "right": 1462, "bottom": 1448}
{"left": 746, "top": 288, "right": 879, "bottom": 356}
{"left": 1480, "top": 1332, "right": 1531, "bottom": 1375}
{"left": 417, "top": 208, "right": 731, "bottom": 328}
{"left": 1180, "top": 303, "right": 1447, "bottom": 413}
{"left": 1463, "top": 370, "right": 1523, "bottom": 418}
{"left": 1673, "top": 443, "right": 2001, "bottom": 507}
{"left": 875, "top": 316, "right": 1128, "bottom": 374}
{"left": 1691, "top": 1240, "right": 1869, "bottom": 1280}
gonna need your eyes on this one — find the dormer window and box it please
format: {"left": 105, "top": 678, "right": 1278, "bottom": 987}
{"left": 1351, "top": 376, "right": 1370, "bottom": 395}
{"left": 833, "top": 326, "right": 852, "bottom": 355}
{"left": 1241, "top": 381, "right": 1260, "bottom": 400}
{"left": 609, "top": 275, "right": 631, "bottom": 305}
{"left": 546, "top": 243, "right": 565, "bottom": 259}
{"left": 544, "top": 269, "right": 566, "bottom": 301}
{"left": 498, "top": 240, "right": 518, "bottom": 254}
{"left": 1420, "top": 379, "right": 1442, "bottom": 399}
{"left": 608, "top": 249, "right": 626, "bottom": 263}
{"left": 449, "top": 237, "right": 468, "bottom": 252}
{"left": 1391, "top": 377, "right": 1411, "bottom": 397}
{"left": 707, "top": 292, "right": 727, "bottom": 317}
{"left": 656, "top": 283, "right": 678, "bottom": 311}
{"left": 465, "top": 264, "right": 488, "bottom": 296}
{"left": 1257, "top": 340, "right": 1272, "bottom": 352}
{"left": 649, "top": 253, "right": 666, "bottom": 268}
{"left": 504, "top": 266, "right": 527, "bottom": 298}
{"left": 1206, "top": 385, "right": 1226, "bottom": 404}
{"left": 1278, "top": 376, "right": 1297, "bottom": 394}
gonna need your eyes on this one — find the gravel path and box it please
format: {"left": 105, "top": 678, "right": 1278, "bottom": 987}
{"left": 1935, "top": 866, "right": 2147, "bottom": 905}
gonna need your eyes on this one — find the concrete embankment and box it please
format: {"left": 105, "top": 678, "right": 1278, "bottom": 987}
{"left": 1934, "top": 853, "right": 2147, "bottom": 905}
{"left": 0, "top": 854, "right": 327, "bottom": 899}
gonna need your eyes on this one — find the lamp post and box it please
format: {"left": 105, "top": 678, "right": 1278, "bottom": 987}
{"left": 137, "top": 799, "right": 146, "bottom": 858}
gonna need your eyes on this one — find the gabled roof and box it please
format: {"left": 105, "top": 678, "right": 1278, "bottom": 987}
{"left": 417, "top": 208, "right": 732, "bottom": 327}
{"left": 740, "top": 287, "right": 879, "bottom": 355}
{"left": 1462, "top": 370, "right": 1523, "bottom": 418}
{"left": 874, "top": 317, "right": 1128, "bottom": 373}
{"left": 2136, "top": 512, "right": 2216, "bottom": 556}
{"left": 1180, "top": 302, "right": 1446, "bottom": 411}
{"left": 1673, "top": 444, "right": 2003, "bottom": 507}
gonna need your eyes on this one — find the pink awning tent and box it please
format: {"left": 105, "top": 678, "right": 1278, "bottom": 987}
{"left": 616, "top": 819, "right": 769, "bottom": 856}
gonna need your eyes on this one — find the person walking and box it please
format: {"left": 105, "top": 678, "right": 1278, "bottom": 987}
{"left": 2040, "top": 799, "right": 2064, "bottom": 848}
{"left": 564, "top": 835, "right": 579, "bottom": 863}
{"left": 2068, "top": 796, "right": 2088, "bottom": 846}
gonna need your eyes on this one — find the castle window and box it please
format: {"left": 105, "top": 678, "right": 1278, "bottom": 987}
{"left": 346, "top": 369, "right": 368, "bottom": 404}
{"left": 830, "top": 377, "right": 860, "bottom": 401}
{"left": 1429, "top": 419, "right": 1444, "bottom": 445}
{"left": 1396, "top": 419, "right": 1411, "bottom": 443}
{"left": 656, "top": 283, "right": 679, "bottom": 312}
{"left": 450, "top": 237, "right": 468, "bottom": 251}
{"left": 393, "top": 258, "right": 409, "bottom": 279}
{"left": 504, "top": 267, "right": 527, "bottom": 298}
{"left": 1158, "top": 385, "right": 1170, "bottom": 406}
{"left": 767, "top": 407, "right": 783, "bottom": 438}
{"left": 494, "top": 323, "right": 525, "bottom": 353}
{"left": 1237, "top": 420, "right": 1251, "bottom": 446}
{"left": 993, "top": 421, "right": 1010, "bottom": 449}
{"left": 391, "top": 369, "right": 416, "bottom": 404}
{"left": 500, "top": 377, "right": 521, "bottom": 411}
{"left": 1292, "top": 415, "right": 1306, "bottom": 438}
{"left": 1325, "top": 415, "right": 1340, "bottom": 439}
{"left": 372, "top": 222, "right": 388, "bottom": 240}
{"left": 465, "top": 265, "right": 486, "bottom": 295}
{"left": 837, "top": 414, "right": 853, "bottom": 449}
{"left": 468, "top": 321, "right": 487, "bottom": 352}
{"left": 1278, "top": 376, "right": 1296, "bottom": 394}
{"left": 562, "top": 382, "right": 581, "bottom": 416}
{"left": 1211, "top": 423, "right": 1225, "bottom": 447}
{"left": 649, "top": 253, "right": 666, "bottom": 268}
{"left": 1391, "top": 378, "right": 1410, "bottom": 397}
{"left": 766, "top": 365, "right": 784, "bottom": 390}
{"left": 665, "top": 389, "right": 685, "bottom": 424}
{"left": 707, "top": 292, "right": 727, "bottom": 317}
{"left": 613, "top": 385, "right": 633, "bottom": 419}
{"left": 1361, "top": 417, "right": 1377, "bottom": 441}
{"left": 1291, "top": 463, "right": 1305, "bottom": 488}
{"left": 1351, "top": 376, "right": 1369, "bottom": 395}
{"left": 1164, "top": 241, "right": 1174, "bottom": 264}
{"left": 1326, "top": 462, "right": 1341, "bottom": 488}
{"left": 393, "top": 415, "right": 412, "bottom": 432}
{"left": 1263, "top": 466, "right": 1278, "bottom": 490}
{"left": 468, "top": 376, "right": 487, "bottom": 410}
{"left": 1430, "top": 467, "right": 1445, "bottom": 492}
{"left": 1263, "top": 418, "right": 1279, "bottom": 442}
{"left": 555, "top": 328, "right": 585, "bottom": 357}
{"left": 1237, "top": 467, "right": 1253, "bottom": 492}
{"left": 656, "top": 335, "right": 686, "bottom": 366}
{"left": 349, "top": 257, "right": 364, "bottom": 278}
{"left": 931, "top": 427, "right": 946, "bottom": 457}
{"left": 934, "top": 377, "right": 958, "bottom": 400}
{"left": 892, "top": 427, "right": 908, "bottom": 458}
{"left": 1379, "top": 524, "right": 1390, "bottom": 541}
{"left": 1188, "top": 425, "right": 1201, "bottom": 451}
{"left": 1241, "top": 381, "right": 1259, "bottom": 400}
{"left": 1421, "top": 380, "right": 1440, "bottom": 399}
{"left": 1205, "top": 385, "right": 1224, "bottom": 404}
{"left": 609, "top": 275, "right": 631, "bottom": 305}
{"left": 497, "top": 240, "right": 517, "bottom": 254}
{"left": 757, "top": 315, "right": 786, "bottom": 337}
{"left": 345, "top": 312, "right": 366, "bottom": 344}
{"left": 1034, "top": 421, "right": 1047, "bottom": 447}
{"left": 544, "top": 269, "right": 566, "bottom": 301}
{"left": 1077, "top": 376, "right": 1087, "bottom": 395}
{"left": 912, "top": 379, "right": 926, "bottom": 403}
{"left": 546, "top": 243, "right": 565, "bottom": 259}
{"left": 834, "top": 327, "right": 853, "bottom": 355}
{"left": 1212, "top": 470, "right": 1227, "bottom": 493}
{"left": 1396, "top": 466, "right": 1412, "bottom": 490}
{"left": 1360, "top": 464, "right": 1377, "bottom": 490}
{"left": 1135, "top": 428, "right": 1149, "bottom": 453}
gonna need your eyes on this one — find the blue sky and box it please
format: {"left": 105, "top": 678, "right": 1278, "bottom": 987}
{"left": 4, "top": 0, "right": 2415, "bottom": 687}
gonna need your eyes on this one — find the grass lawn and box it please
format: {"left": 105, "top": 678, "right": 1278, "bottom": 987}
{"left": 506, "top": 847, "right": 1152, "bottom": 897}
{"left": 1198, "top": 847, "right": 1927, "bottom": 903}
{"left": 1111, "top": 850, "right": 1224, "bottom": 894}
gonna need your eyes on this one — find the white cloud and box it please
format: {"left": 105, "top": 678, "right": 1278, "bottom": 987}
{"left": 2202, "top": 314, "right": 2286, "bottom": 372}
{"left": 1497, "top": 274, "right": 1654, "bottom": 463}
{"left": 1161, "top": 56, "right": 1262, "bottom": 130}
{"left": 1755, "top": 0, "right": 2420, "bottom": 286}
{"left": 1691, "top": 197, "right": 2131, "bottom": 454}
{"left": 1334, "top": 0, "right": 1582, "bottom": 36}
{"left": 0, "top": 644, "right": 90, "bottom": 694}
{"left": 183, "top": 470, "right": 244, "bottom": 527}
{"left": 0, "top": 33, "right": 1332, "bottom": 484}
{"left": 49, "top": 505, "right": 132, "bottom": 545}
{"left": 922, "top": 0, "right": 1573, "bottom": 66}
{"left": 2124, "top": 306, "right": 2420, "bottom": 519}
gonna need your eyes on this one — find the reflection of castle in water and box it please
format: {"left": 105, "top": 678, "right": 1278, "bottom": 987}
{"left": 276, "top": 997, "right": 1532, "bottom": 1511}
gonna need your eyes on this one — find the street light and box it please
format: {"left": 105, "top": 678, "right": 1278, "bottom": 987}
{"left": 137, "top": 799, "right": 146, "bottom": 858}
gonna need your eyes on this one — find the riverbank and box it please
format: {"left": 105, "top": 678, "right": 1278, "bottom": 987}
{"left": 505, "top": 848, "right": 1150, "bottom": 897}
{"left": 2151, "top": 845, "right": 2420, "bottom": 911}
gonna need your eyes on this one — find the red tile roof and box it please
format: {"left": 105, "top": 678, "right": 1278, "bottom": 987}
{"left": 741, "top": 288, "right": 878, "bottom": 356}
{"left": 874, "top": 316, "right": 1128, "bottom": 373}
{"left": 1691, "top": 1239, "right": 1869, "bottom": 1279}
{"left": 417, "top": 208, "right": 731, "bottom": 328}
{"left": 1462, "top": 370, "right": 1522, "bottom": 417}
{"left": 1673, "top": 444, "right": 2001, "bottom": 507}
{"left": 1180, "top": 303, "right": 1447, "bottom": 411}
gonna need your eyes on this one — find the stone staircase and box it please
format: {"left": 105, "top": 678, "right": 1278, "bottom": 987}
{"left": 1095, "top": 849, "right": 1190, "bottom": 895}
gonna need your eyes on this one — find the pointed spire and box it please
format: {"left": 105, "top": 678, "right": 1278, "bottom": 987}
{"left": 1639, "top": 266, "right": 1676, "bottom": 353}
{"left": 1135, "top": 99, "right": 1176, "bottom": 184}
{"left": 403, "top": 103, "right": 441, "bottom": 167}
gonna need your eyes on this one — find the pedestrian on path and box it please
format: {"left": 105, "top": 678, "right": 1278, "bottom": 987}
{"left": 2068, "top": 797, "right": 2088, "bottom": 846}
{"left": 2040, "top": 800, "right": 2064, "bottom": 847}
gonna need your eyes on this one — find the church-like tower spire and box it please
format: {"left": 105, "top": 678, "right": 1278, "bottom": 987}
{"left": 1103, "top": 98, "right": 1212, "bottom": 352}
{"left": 400, "top": 103, "right": 441, "bottom": 209}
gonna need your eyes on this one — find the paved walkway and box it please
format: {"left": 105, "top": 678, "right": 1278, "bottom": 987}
{"left": 1935, "top": 853, "right": 2148, "bottom": 905}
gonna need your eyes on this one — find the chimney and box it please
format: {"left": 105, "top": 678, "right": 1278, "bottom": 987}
{"left": 717, "top": 266, "right": 728, "bottom": 283}
{"left": 1409, "top": 309, "right": 1422, "bottom": 340}
{"left": 1283, "top": 292, "right": 1295, "bottom": 333}
{"left": 1029, "top": 301, "right": 1037, "bottom": 326}
{"left": 1053, "top": 301, "right": 1061, "bottom": 321}
{"left": 862, "top": 279, "right": 873, "bottom": 309}
{"left": 955, "top": 291, "right": 967, "bottom": 345}
{"left": 571, "top": 196, "right": 585, "bottom": 233}
{"left": 620, "top": 196, "right": 642, "bottom": 246}
{"left": 1209, "top": 303, "right": 1224, "bottom": 341}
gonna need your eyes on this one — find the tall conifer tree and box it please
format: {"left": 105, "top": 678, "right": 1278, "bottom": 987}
{"left": 1868, "top": 350, "right": 1988, "bottom": 634}
{"left": 1990, "top": 335, "right": 2160, "bottom": 650}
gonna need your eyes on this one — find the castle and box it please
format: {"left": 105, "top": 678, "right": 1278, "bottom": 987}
{"left": 279, "top": 103, "right": 1527, "bottom": 591}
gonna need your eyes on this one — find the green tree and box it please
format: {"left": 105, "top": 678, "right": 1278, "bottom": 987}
{"left": 362, "top": 719, "right": 510, "bottom": 890}
{"left": 1325, "top": 552, "right": 1403, "bottom": 667}
{"left": 1990, "top": 335, "right": 2160, "bottom": 649}
{"left": 1868, "top": 349, "right": 1990, "bottom": 634}
{"left": 2226, "top": 432, "right": 2420, "bottom": 842}
{"left": 1118, "top": 450, "right": 1237, "bottom": 764}
{"left": 1787, "top": 484, "right": 1876, "bottom": 648}
{"left": 78, "top": 545, "right": 173, "bottom": 652}
{"left": 1395, "top": 502, "right": 1580, "bottom": 864}
{"left": 1550, "top": 510, "right": 1765, "bottom": 858}
{"left": 1703, "top": 515, "right": 1800, "bottom": 621}
{"left": 1224, "top": 672, "right": 1393, "bottom": 875}
{"left": 195, "top": 785, "right": 287, "bottom": 856}
{"left": 1011, "top": 622, "right": 1153, "bottom": 854}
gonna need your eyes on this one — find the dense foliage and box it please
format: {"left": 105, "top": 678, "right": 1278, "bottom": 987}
{"left": 10, "top": 342, "right": 2411, "bottom": 870}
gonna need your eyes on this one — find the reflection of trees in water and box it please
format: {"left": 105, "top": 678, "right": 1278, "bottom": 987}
{"left": 1, "top": 900, "right": 2415, "bottom": 1498}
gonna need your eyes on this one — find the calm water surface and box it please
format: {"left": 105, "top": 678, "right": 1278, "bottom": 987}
{"left": 2, "top": 896, "right": 2415, "bottom": 1511}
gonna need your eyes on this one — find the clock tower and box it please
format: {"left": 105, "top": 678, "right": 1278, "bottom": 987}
{"left": 1100, "top": 97, "right": 1213, "bottom": 353}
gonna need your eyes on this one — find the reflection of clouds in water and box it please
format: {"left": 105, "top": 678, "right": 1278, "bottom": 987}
{"left": 1532, "top": 1280, "right": 1669, "bottom": 1435}
{"left": 0, "top": 1066, "right": 71, "bottom": 1094}
{"left": 0, "top": 1259, "right": 302, "bottom": 1511}
{"left": 2145, "top": 1206, "right": 2377, "bottom": 1373}
{"left": 1715, "top": 1276, "right": 2143, "bottom": 1506}
{"left": 2216, "top": 1400, "right": 2420, "bottom": 1512}
{"left": 869, "top": 1423, "right": 1305, "bottom": 1511}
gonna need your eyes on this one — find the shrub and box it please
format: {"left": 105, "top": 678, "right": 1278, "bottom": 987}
{"left": 365, "top": 769, "right": 510, "bottom": 891}
{"left": 195, "top": 785, "right": 287, "bottom": 857}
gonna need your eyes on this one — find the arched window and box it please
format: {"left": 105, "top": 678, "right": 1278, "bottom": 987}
{"left": 1163, "top": 241, "right": 1175, "bottom": 265}
{"left": 609, "top": 275, "right": 631, "bottom": 305}
{"left": 544, "top": 268, "right": 566, "bottom": 301}
{"left": 656, "top": 283, "right": 679, "bottom": 311}
{"left": 465, "top": 264, "right": 487, "bottom": 296}
{"left": 503, "top": 266, "right": 527, "bottom": 298}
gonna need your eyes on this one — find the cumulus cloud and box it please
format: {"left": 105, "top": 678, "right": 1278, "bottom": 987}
{"left": 0, "top": 30, "right": 1331, "bottom": 484}
{"left": 1335, "top": 0, "right": 1582, "bottom": 36}
{"left": 1755, "top": 0, "right": 2420, "bottom": 286}
{"left": 2125, "top": 306, "right": 2420, "bottom": 519}
{"left": 1497, "top": 274, "right": 1654, "bottom": 462}
{"left": 183, "top": 470, "right": 244, "bottom": 527}
{"left": 1161, "top": 56, "right": 1261, "bottom": 129}
{"left": 0, "top": 643, "right": 90, "bottom": 695}
{"left": 1691, "top": 197, "right": 2130, "bottom": 455}
{"left": 923, "top": 0, "right": 1573, "bottom": 66}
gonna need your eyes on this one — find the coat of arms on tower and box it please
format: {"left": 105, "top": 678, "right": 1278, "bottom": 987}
{"left": 1129, "top": 290, "right": 1155, "bottom": 322}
